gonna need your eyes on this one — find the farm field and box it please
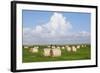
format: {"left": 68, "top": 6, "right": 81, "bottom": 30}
{"left": 22, "top": 45, "right": 91, "bottom": 63}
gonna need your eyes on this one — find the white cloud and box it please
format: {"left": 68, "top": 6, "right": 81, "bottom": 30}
{"left": 44, "top": 12, "right": 72, "bottom": 36}
{"left": 30, "top": 12, "right": 72, "bottom": 38}
{"left": 23, "top": 12, "right": 90, "bottom": 45}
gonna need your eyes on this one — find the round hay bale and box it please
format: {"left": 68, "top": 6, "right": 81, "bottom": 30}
{"left": 52, "top": 46, "right": 55, "bottom": 49}
{"left": 65, "top": 45, "right": 69, "bottom": 48}
{"left": 52, "top": 49, "right": 61, "bottom": 57}
{"left": 31, "top": 48, "right": 38, "bottom": 53}
{"left": 72, "top": 46, "right": 77, "bottom": 52}
{"left": 57, "top": 46, "right": 60, "bottom": 49}
{"left": 82, "top": 45, "right": 84, "bottom": 47}
{"left": 48, "top": 45, "right": 50, "bottom": 48}
{"left": 66, "top": 47, "right": 71, "bottom": 52}
{"left": 77, "top": 45, "right": 80, "bottom": 49}
{"left": 43, "top": 48, "right": 51, "bottom": 57}
{"left": 24, "top": 46, "right": 28, "bottom": 49}
{"left": 61, "top": 46, "right": 65, "bottom": 49}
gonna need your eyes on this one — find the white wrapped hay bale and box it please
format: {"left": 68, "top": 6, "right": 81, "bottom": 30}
{"left": 65, "top": 45, "right": 69, "bottom": 47}
{"left": 61, "top": 46, "right": 65, "bottom": 49}
{"left": 52, "top": 46, "right": 55, "bottom": 49}
{"left": 72, "top": 46, "right": 77, "bottom": 52}
{"left": 57, "top": 46, "right": 60, "bottom": 49}
{"left": 43, "top": 48, "right": 51, "bottom": 56}
{"left": 66, "top": 46, "right": 71, "bottom": 52}
{"left": 43, "top": 48, "right": 61, "bottom": 57}
{"left": 31, "top": 47, "right": 38, "bottom": 53}
{"left": 82, "top": 45, "right": 84, "bottom": 47}
{"left": 77, "top": 45, "right": 80, "bottom": 49}
{"left": 48, "top": 45, "right": 50, "bottom": 48}
{"left": 52, "top": 48, "right": 61, "bottom": 57}
{"left": 24, "top": 46, "right": 28, "bottom": 49}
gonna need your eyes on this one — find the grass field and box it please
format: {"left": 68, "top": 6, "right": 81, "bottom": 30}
{"left": 22, "top": 45, "right": 91, "bottom": 63}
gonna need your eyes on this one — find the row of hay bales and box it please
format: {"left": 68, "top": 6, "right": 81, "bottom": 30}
{"left": 24, "top": 45, "right": 87, "bottom": 57}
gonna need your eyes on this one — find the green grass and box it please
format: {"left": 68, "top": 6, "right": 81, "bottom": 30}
{"left": 22, "top": 45, "right": 91, "bottom": 63}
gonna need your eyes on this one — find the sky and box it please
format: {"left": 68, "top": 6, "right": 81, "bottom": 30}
{"left": 22, "top": 10, "right": 91, "bottom": 45}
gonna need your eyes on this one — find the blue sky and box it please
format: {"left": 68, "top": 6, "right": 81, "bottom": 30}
{"left": 22, "top": 10, "right": 91, "bottom": 45}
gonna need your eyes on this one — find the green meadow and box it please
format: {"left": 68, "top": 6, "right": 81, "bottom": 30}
{"left": 22, "top": 45, "right": 91, "bottom": 63}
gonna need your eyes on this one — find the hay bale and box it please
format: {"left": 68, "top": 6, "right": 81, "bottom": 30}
{"left": 84, "top": 45, "right": 86, "bottom": 47}
{"left": 52, "top": 48, "right": 61, "bottom": 57}
{"left": 72, "top": 46, "right": 77, "bottom": 52}
{"left": 57, "top": 46, "right": 60, "bottom": 49}
{"left": 31, "top": 47, "right": 38, "bottom": 53}
{"left": 43, "top": 48, "right": 51, "bottom": 56}
{"left": 77, "top": 45, "right": 80, "bottom": 49}
{"left": 48, "top": 45, "right": 50, "bottom": 48}
{"left": 43, "top": 48, "right": 61, "bottom": 57}
{"left": 52, "top": 46, "right": 55, "bottom": 49}
{"left": 61, "top": 46, "right": 65, "bottom": 49}
{"left": 66, "top": 47, "right": 71, "bottom": 52}
{"left": 24, "top": 46, "right": 28, "bottom": 49}
{"left": 65, "top": 45, "right": 69, "bottom": 48}
{"left": 82, "top": 45, "right": 84, "bottom": 47}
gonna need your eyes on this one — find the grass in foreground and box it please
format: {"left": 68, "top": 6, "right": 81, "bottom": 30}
{"left": 22, "top": 45, "right": 91, "bottom": 63}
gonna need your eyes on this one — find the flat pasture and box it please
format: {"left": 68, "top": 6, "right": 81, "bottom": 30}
{"left": 22, "top": 45, "right": 91, "bottom": 63}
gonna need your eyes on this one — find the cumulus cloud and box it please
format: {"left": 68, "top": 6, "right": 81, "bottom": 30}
{"left": 44, "top": 12, "right": 72, "bottom": 36}
{"left": 30, "top": 12, "right": 72, "bottom": 38}
{"left": 23, "top": 12, "right": 90, "bottom": 45}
